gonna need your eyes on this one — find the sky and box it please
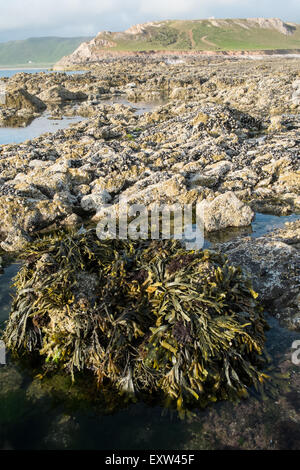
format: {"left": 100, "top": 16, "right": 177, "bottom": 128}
{"left": 0, "top": 0, "right": 299, "bottom": 42}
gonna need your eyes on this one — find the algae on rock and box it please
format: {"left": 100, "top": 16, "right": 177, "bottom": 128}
{"left": 3, "top": 230, "right": 269, "bottom": 409}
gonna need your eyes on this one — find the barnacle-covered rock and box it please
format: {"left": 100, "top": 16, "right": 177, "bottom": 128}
{"left": 3, "top": 230, "right": 268, "bottom": 409}
{"left": 0, "top": 87, "right": 46, "bottom": 113}
{"left": 0, "top": 59, "right": 299, "bottom": 251}
{"left": 0, "top": 196, "right": 72, "bottom": 252}
{"left": 220, "top": 219, "right": 300, "bottom": 331}
{"left": 197, "top": 192, "right": 255, "bottom": 232}
{"left": 37, "top": 85, "right": 87, "bottom": 103}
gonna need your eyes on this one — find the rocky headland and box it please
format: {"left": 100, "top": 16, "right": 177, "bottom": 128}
{"left": 53, "top": 18, "right": 300, "bottom": 69}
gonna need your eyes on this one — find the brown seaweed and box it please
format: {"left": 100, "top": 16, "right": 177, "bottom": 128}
{"left": 3, "top": 229, "right": 269, "bottom": 409}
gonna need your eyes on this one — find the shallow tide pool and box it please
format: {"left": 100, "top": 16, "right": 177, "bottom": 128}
{"left": 0, "top": 114, "right": 86, "bottom": 146}
{"left": 0, "top": 68, "right": 86, "bottom": 79}
{"left": 0, "top": 210, "right": 299, "bottom": 450}
{"left": 0, "top": 262, "right": 298, "bottom": 450}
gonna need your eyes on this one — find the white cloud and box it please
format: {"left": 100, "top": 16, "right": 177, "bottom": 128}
{"left": 0, "top": 0, "right": 113, "bottom": 31}
{"left": 0, "top": 0, "right": 298, "bottom": 41}
{"left": 138, "top": 0, "right": 200, "bottom": 16}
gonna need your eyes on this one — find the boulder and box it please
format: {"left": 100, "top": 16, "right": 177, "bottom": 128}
{"left": 0, "top": 87, "right": 46, "bottom": 112}
{"left": 190, "top": 161, "right": 233, "bottom": 188}
{"left": 81, "top": 190, "right": 112, "bottom": 212}
{"left": 220, "top": 220, "right": 300, "bottom": 330}
{"left": 0, "top": 197, "right": 72, "bottom": 252}
{"left": 198, "top": 191, "right": 254, "bottom": 232}
{"left": 291, "top": 80, "right": 300, "bottom": 106}
{"left": 37, "top": 85, "right": 87, "bottom": 103}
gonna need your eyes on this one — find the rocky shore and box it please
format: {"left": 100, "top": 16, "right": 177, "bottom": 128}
{"left": 220, "top": 219, "right": 300, "bottom": 331}
{"left": 0, "top": 56, "right": 299, "bottom": 327}
{"left": 0, "top": 55, "right": 299, "bottom": 449}
{"left": 54, "top": 49, "right": 300, "bottom": 70}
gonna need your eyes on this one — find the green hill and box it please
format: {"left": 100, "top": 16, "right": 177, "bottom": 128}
{"left": 55, "top": 18, "right": 300, "bottom": 68}
{"left": 106, "top": 19, "right": 300, "bottom": 52}
{"left": 0, "top": 36, "right": 92, "bottom": 67}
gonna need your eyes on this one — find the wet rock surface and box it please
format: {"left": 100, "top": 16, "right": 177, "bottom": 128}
{"left": 219, "top": 219, "right": 300, "bottom": 331}
{"left": 198, "top": 191, "right": 255, "bottom": 231}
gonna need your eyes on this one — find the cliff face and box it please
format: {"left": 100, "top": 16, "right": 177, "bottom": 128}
{"left": 246, "top": 17, "right": 296, "bottom": 35}
{"left": 54, "top": 18, "right": 300, "bottom": 69}
{"left": 208, "top": 17, "right": 296, "bottom": 35}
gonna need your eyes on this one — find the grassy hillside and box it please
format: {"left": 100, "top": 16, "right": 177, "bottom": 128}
{"left": 93, "top": 19, "right": 300, "bottom": 52}
{"left": 0, "top": 37, "right": 92, "bottom": 67}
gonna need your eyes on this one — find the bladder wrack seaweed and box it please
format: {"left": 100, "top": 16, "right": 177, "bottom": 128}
{"left": 3, "top": 229, "right": 269, "bottom": 409}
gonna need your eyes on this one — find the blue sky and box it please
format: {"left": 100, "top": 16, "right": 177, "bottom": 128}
{"left": 0, "top": 0, "right": 299, "bottom": 42}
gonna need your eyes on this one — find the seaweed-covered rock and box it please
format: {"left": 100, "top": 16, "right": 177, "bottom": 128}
{"left": 0, "top": 87, "right": 46, "bottom": 112}
{"left": 3, "top": 230, "right": 268, "bottom": 408}
{"left": 37, "top": 86, "right": 87, "bottom": 103}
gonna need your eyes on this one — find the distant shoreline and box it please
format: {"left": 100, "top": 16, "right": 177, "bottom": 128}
{"left": 0, "top": 66, "right": 52, "bottom": 70}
